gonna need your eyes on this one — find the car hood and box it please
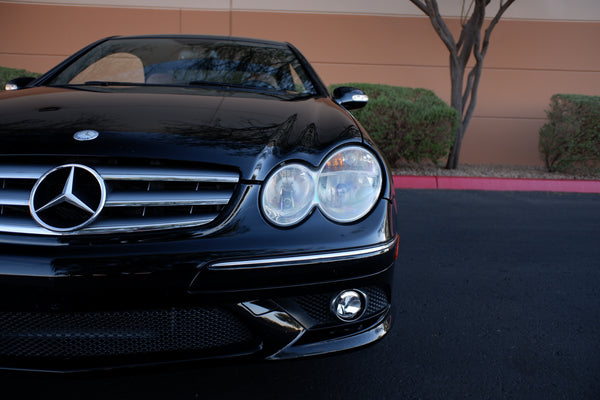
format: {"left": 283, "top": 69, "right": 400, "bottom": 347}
{"left": 0, "top": 86, "right": 363, "bottom": 180}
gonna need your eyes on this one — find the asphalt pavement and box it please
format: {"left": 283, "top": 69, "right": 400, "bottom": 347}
{"left": 2, "top": 189, "right": 599, "bottom": 399}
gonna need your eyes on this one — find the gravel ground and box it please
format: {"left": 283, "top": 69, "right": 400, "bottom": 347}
{"left": 392, "top": 163, "right": 600, "bottom": 180}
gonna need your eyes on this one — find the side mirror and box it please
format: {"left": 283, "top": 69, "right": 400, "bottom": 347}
{"left": 5, "top": 76, "right": 36, "bottom": 91}
{"left": 332, "top": 86, "right": 368, "bottom": 110}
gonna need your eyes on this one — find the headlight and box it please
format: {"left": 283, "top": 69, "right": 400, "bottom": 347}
{"left": 261, "top": 146, "right": 382, "bottom": 226}
{"left": 261, "top": 164, "right": 315, "bottom": 226}
{"left": 317, "top": 146, "right": 382, "bottom": 223}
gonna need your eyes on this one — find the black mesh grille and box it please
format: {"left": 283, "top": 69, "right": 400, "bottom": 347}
{"left": 0, "top": 307, "right": 254, "bottom": 359}
{"left": 290, "top": 286, "right": 390, "bottom": 327}
{"left": 294, "top": 293, "right": 332, "bottom": 324}
{"left": 364, "top": 286, "right": 390, "bottom": 315}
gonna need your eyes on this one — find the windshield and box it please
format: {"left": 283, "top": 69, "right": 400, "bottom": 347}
{"left": 46, "top": 37, "right": 318, "bottom": 96}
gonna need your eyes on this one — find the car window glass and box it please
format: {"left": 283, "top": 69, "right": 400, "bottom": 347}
{"left": 46, "top": 38, "right": 317, "bottom": 95}
{"left": 69, "top": 53, "right": 144, "bottom": 84}
{"left": 289, "top": 64, "right": 307, "bottom": 93}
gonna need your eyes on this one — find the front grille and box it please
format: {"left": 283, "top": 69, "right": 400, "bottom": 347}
{"left": 0, "top": 306, "right": 255, "bottom": 360}
{"left": 0, "top": 162, "right": 239, "bottom": 235}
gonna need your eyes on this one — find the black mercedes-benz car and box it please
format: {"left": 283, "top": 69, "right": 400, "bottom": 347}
{"left": 0, "top": 35, "right": 397, "bottom": 372}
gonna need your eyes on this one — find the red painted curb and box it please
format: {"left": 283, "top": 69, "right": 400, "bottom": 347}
{"left": 393, "top": 175, "right": 437, "bottom": 189}
{"left": 393, "top": 175, "right": 600, "bottom": 194}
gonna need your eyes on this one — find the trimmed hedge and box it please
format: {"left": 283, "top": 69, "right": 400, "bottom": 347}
{"left": 0, "top": 66, "right": 42, "bottom": 90}
{"left": 539, "top": 94, "right": 600, "bottom": 173}
{"left": 330, "top": 83, "right": 459, "bottom": 166}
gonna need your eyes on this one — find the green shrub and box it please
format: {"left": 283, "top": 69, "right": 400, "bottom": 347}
{"left": 0, "top": 66, "right": 42, "bottom": 90}
{"left": 539, "top": 94, "right": 600, "bottom": 173}
{"left": 330, "top": 83, "right": 458, "bottom": 166}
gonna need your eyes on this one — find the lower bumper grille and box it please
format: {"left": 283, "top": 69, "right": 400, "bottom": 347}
{"left": 0, "top": 307, "right": 256, "bottom": 363}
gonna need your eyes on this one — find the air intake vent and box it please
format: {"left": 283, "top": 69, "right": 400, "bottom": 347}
{"left": 0, "top": 306, "right": 257, "bottom": 362}
{"left": 0, "top": 163, "right": 239, "bottom": 235}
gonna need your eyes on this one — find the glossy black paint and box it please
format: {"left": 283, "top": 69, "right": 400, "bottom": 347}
{"left": 0, "top": 35, "right": 397, "bottom": 371}
{"left": 0, "top": 87, "right": 364, "bottom": 181}
{"left": 332, "top": 86, "right": 369, "bottom": 110}
{"left": 4, "top": 76, "right": 36, "bottom": 90}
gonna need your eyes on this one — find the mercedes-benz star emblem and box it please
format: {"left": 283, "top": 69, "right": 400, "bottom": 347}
{"left": 29, "top": 164, "right": 106, "bottom": 232}
{"left": 73, "top": 130, "right": 99, "bottom": 141}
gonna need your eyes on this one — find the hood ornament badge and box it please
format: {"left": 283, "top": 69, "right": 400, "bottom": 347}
{"left": 74, "top": 130, "right": 99, "bottom": 141}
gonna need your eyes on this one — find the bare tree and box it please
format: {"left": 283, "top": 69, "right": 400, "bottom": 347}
{"left": 409, "top": 0, "right": 516, "bottom": 169}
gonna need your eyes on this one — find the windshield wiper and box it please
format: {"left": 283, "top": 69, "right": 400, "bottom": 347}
{"left": 188, "top": 80, "right": 297, "bottom": 98}
{"left": 188, "top": 81, "right": 247, "bottom": 90}
{"left": 82, "top": 81, "right": 147, "bottom": 86}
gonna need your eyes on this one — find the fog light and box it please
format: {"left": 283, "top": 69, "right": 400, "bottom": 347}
{"left": 331, "top": 290, "right": 366, "bottom": 321}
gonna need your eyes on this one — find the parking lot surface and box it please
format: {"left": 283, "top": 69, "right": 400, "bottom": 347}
{"left": 1, "top": 189, "right": 599, "bottom": 399}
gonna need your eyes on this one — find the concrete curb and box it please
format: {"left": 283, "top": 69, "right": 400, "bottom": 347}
{"left": 393, "top": 175, "right": 600, "bottom": 194}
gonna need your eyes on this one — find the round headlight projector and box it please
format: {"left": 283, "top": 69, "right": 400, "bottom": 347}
{"left": 261, "top": 146, "right": 382, "bottom": 227}
{"left": 331, "top": 290, "right": 367, "bottom": 321}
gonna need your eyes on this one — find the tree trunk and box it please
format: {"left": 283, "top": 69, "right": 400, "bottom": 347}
{"left": 446, "top": 55, "right": 465, "bottom": 169}
{"left": 446, "top": 124, "right": 464, "bottom": 169}
{"left": 408, "top": 0, "right": 516, "bottom": 170}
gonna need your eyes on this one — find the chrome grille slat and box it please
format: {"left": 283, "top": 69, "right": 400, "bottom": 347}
{"left": 96, "top": 166, "right": 239, "bottom": 183}
{"left": 83, "top": 215, "right": 220, "bottom": 233}
{"left": 0, "top": 165, "right": 240, "bottom": 183}
{"left": 106, "top": 190, "right": 232, "bottom": 207}
{"left": 0, "top": 166, "right": 50, "bottom": 180}
{"left": 0, "top": 217, "right": 41, "bottom": 235}
{"left": 0, "top": 162, "right": 239, "bottom": 235}
{"left": 0, "top": 190, "right": 30, "bottom": 206}
{"left": 0, "top": 215, "right": 219, "bottom": 236}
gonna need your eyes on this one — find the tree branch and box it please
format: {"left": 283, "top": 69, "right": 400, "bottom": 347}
{"left": 458, "top": 1, "right": 485, "bottom": 109}
{"left": 462, "top": 67, "right": 476, "bottom": 109}
{"left": 425, "top": 0, "right": 457, "bottom": 52}
{"left": 462, "top": 29, "right": 483, "bottom": 129}
{"left": 462, "top": 0, "right": 495, "bottom": 125}
{"left": 409, "top": 0, "right": 457, "bottom": 55}
{"left": 462, "top": 0, "right": 514, "bottom": 120}
{"left": 457, "top": 0, "right": 476, "bottom": 50}
{"left": 408, "top": 0, "right": 429, "bottom": 16}
{"left": 481, "top": 0, "right": 516, "bottom": 56}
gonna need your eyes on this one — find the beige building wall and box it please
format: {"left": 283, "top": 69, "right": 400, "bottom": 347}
{"left": 1, "top": 0, "right": 599, "bottom": 166}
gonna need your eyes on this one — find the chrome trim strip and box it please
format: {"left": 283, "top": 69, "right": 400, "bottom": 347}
{"left": 96, "top": 166, "right": 239, "bottom": 183}
{"left": 240, "top": 302, "right": 305, "bottom": 332}
{"left": 268, "top": 312, "right": 391, "bottom": 360}
{"left": 105, "top": 190, "right": 232, "bottom": 207}
{"left": 209, "top": 238, "right": 397, "bottom": 270}
{"left": 238, "top": 301, "right": 305, "bottom": 355}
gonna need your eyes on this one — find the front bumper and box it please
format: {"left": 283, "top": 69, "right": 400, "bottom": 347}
{"left": 0, "top": 236, "right": 397, "bottom": 372}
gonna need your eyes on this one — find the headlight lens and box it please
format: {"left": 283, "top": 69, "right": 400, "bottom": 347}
{"left": 261, "top": 146, "right": 382, "bottom": 226}
{"left": 261, "top": 164, "right": 315, "bottom": 226}
{"left": 317, "top": 146, "right": 382, "bottom": 223}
